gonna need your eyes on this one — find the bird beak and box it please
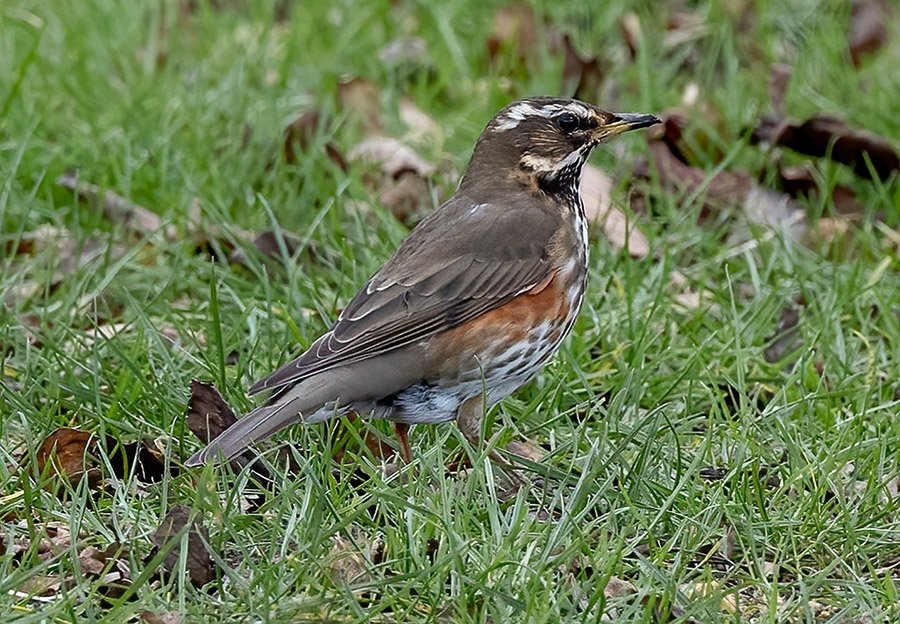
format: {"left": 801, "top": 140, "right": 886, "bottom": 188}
{"left": 594, "top": 111, "right": 661, "bottom": 140}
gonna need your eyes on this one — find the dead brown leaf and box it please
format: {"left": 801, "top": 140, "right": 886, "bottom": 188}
{"left": 349, "top": 136, "right": 436, "bottom": 179}
{"left": 327, "top": 533, "right": 383, "bottom": 587}
{"left": 776, "top": 163, "right": 865, "bottom": 216}
{"left": 227, "top": 229, "right": 314, "bottom": 268}
{"left": 36, "top": 522, "right": 73, "bottom": 561}
{"left": 764, "top": 296, "right": 804, "bottom": 364}
{"left": 337, "top": 77, "right": 382, "bottom": 137}
{"left": 141, "top": 612, "right": 183, "bottom": 624}
{"left": 56, "top": 173, "right": 163, "bottom": 234}
{"left": 684, "top": 581, "right": 737, "bottom": 614}
{"left": 283, "top": 109, "right": 347, "bottom": 170}
{"left": 849, "top": 0, "right": 890, "bottom": 66}
{"left": 486, "top": 3, "right": 537, "bottom": 63}
{"left": 2, "top": 226, "right": 127, "bottom": 313}
{"left": 399, "top": 97, "right": 440, "bottom": 144}
{"left": 184, "top": 380, "right": 285, "bottom": 488}
{"left": 349, "top": 136, "right": 436, "bottom": 224}
{"left": 15, "top": 574, "right": 61, "bottom": 599}
{"left": 560, "top": 34, "right": 605, "bottom": 101}
{"left": 640, "top": 136, "right": 753, "bottom": 214}
{"left": 669, "top": 271, "right": 714, "bottom": 311}
{"left": 149, "top": 505, "right": 216, "bottom": 589}
{"left": 77, "top": 543, "right": 131, "bottom": 599}
{"left": 604, "top": 576, "right": 636, "bottom": 598}
{"left": 33, "top": 428, "right": 101, "bottom": 489}
{"left": 807, "top": 215, "right": 855, "bottom": 248}
{"left": 752, "top": 114, "right": 899, "bottom": 181}
{"left": 581, "top": 164, "right": 650, "bottom": 258}
{"left": 505, "top": 439, "right": 546, "bottom": 463}
{"left": 638, "top": 117, "right": 811, "bottom": 242}
{"left": 619, "top": 12, "right": 641, "bottom": 62}
{"left": 377, "top": 172, "right": 432, "bottom": 224}
{"left": 767, "top": 63, "right": 792, "bottom": 117}
{"left": 185, "top": 379, "right": 238, "bottom": 444}
{"left": 31, "top": 427, "right": 171, "bottom": 492}
{"left": 108, "top": 437, "right": 169, "bottom": 483}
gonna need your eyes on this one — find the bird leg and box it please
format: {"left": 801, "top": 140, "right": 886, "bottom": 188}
{"left": 455, "top": 395, "right": 485, "bottom": 451}
{"left": 393, "top": 422, "right": 413, "bottom": 464}
{"left": 455, "top": 396, "right": 524, "bottom": 486}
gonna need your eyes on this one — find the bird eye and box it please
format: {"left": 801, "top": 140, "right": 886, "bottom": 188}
{"left": 556, "top": 112, "right": 580, "bottom": 133}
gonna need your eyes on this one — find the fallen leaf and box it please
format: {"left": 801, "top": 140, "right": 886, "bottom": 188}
{"left": 184, "top": 380, "right": 283, "bottom": 490}
{"left": 669, "top": 271, "right": 713, "bottom": 310}
{"left": 604, "top": 576, "right": 636, "bottom": 598}
{"left": 2, "top": 226, "right": 127, "bottom": 313}
{"left": 16, "top": 575, "right": 61, "bottom": 599}
{"left": 684, "top": 581, "right": 737, "bottom": 613}
{"left": 752, "top": 114, "right": 899, "bottom": 181}
{"left": 31, "top": 427, "right": 171, "bottom": 493}
{"left": 227, "top": 229, "right": 319, "bottom": 268}
{"left": 580, "top": 163, "right": 614, "bottom": 223}
{"left": 505, "top": 439, "right": 546, "bottom": 463}
{"left": 33, "top": 428, "right": 101, "bottom": 489}
{"left": 349, "top": 136, "right": 436, "bottom": 224}
{"left": 486, "top": 3, "right": 537, "bottom": 63}
{"left": 581, "top": 164, "right": 650, "bottom": 258}
{"left": 776, "top": 163, "right": 865, "bottom": 216}
{"left": 77, "top": 543, "right": 132, "bottom": 600}
{"left": 78, "top": 544, "right": 117, "bottom": 576}
{"left": 149, "top": 505, "right": 215, "bottom": 588}
{"left": 377, "top": 171, "right": 432, "bottom": 224}
{"left": 764, "top": 297, "right": 804, "bottom": 364}
{"left": 641, "top": 136, "right": 753, "bottom": 214}
{"left": 337, "top": 77, "right": 382, "bottom": 137}
{"left": 849, "top": 0, "right": 890, "bottom": 66}
{"left": 283, "top": 109, "right": 347, "bottom": 170}
{"left": 767, "top": 63, "right": 792, "bottom": 116}
{"left": 140, "top": 612, "right": 183, "bottom": 624}
{"left": 619, "top": 12, "right": 641, "bottom": 62}
{"left": 399, "top": 97, "right": 440, "bottom": 144}
{"left": 327, "top": 533, "right": 383, "bottom": 587}
{"left": 107, "top": 438, "right": 169, "bottom": 483}
{"left": 638, "top": 121, "right": 809, "bottom": 243}
{"left": 36, "top": 522, "right": 73, "bottom": 561}
{"left": 185, "top": 380, "right": 237, "bottom": 445}
{"left": 560, "top": 34, "right": 605, "bottom": 101}
{"left": 349, "top": 136, "right": 436, "bottom": 178}
{"left": 56, "top": 173, "right": 163, "bottom": 234}
{"left": 807, "top": 216, "right": 854, "bottom": 247}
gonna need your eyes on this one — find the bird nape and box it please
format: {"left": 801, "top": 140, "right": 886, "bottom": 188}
{"left": 185, "top": 97, "right": 659, "bottom": 468}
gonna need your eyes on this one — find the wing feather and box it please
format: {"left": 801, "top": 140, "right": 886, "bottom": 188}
{"left": 248, "top": 193, "right": 560, "bottom": 395}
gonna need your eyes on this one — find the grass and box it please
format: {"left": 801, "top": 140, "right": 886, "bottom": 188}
{"left": 1, "top": 0, "right": 898, "bottom": 621}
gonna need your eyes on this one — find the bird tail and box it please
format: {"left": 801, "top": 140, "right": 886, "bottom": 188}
{"left": 184, "top": 379, "right": 338, "bottom": 467}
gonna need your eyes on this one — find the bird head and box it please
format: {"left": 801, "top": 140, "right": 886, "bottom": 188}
{"left": 459, "top": 97, "right": 659, "bottom": 197}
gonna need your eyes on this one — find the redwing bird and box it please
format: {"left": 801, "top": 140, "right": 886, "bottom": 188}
{"left": 186, "top": 97, "right": 658, "bottom": 467}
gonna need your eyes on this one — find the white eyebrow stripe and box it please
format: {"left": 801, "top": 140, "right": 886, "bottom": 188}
{"left": 494, "top": 101, "right": 593, "bottom": 131}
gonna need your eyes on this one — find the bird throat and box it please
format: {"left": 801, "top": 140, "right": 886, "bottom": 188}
{"left": 532, "top": 148, "right": 589, "bottom": 214}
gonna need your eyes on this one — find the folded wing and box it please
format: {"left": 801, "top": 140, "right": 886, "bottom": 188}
{"left": 249, "top": 194, "right": 561, "bottom": 395}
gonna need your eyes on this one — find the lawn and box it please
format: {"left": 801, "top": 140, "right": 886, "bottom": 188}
{"left": 1, "top": 0, "right": 898, "bottom": 622}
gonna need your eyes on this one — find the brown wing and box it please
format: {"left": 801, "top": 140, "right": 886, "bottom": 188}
{"left": 249, "top": 192, "right": 560, "bottom": 395}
